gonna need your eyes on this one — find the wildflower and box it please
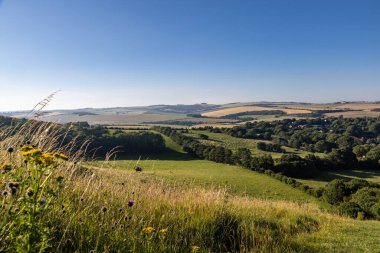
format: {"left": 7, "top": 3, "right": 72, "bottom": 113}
{"left": 40, "top": 153, "right": 55, "bottom": 166}
{"left": 27, "top": 189, "right": 34, "bottom": 197}
{"left": 159, "top": 228, "right": 168, "bottom": 233}
{"left": 7, "top": 182, "right": 19, "bottom": 189}
{"left": 40, "top": 198, "right": 46, "bottom": 205}
{"left": 191, "top": 245, "right": 201, "bottom": 252}
{"left": 1, "top": 163, "right": 12, "bottom": 172}
{"left": 101, "top": 206, "right": 108, "bottom": 213}
{"left": 7, "top": 147, "right": 14, "bottom": 153}
{"left": 128, "top": 199, "right": 135, "bottom": 207}
{"left": 142, "top": 226, "right": 155, "bottom": 234}
{"left": 54, "top": 153, "right": 69, "bottom": 161}
{"left": 21, "top": 148, "right": 42, "bottom": 158}
{"left": 20, "top": 145, "right": 34, "bottom": 152}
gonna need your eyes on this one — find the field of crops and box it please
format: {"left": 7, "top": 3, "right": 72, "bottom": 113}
{"left": 201, "top": 105, "right": 312, "bottom": 117}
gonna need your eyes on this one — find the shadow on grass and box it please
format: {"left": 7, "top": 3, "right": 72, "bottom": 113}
{"left": 96, "top": 148, "right": 197, "bottom": 161}
{"left": 312, "top": 170, "right": 380, "bottom": 183}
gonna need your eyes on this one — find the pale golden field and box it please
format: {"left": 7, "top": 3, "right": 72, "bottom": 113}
{"left": 202, "top": 106, "right": 312, "bottom": 117}
{"left": 334, "top": 103, "right": 380, "bottom": 110}
{"left": 325, "top": 111, "right": 380, "bottom": 118}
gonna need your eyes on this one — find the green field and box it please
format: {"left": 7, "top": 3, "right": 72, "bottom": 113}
{"left": 298, "top": 170, "right": 380, "bottom": 188}
{"left": 3, "top": 120, "right": 380, "bottom": 252}
{"left": 84, "top": 134, "right": 380, "bottom": 252}
{"left": 93, "top": 157, "right": 323, "bottom": 204}
{"left": 185, "top": 130, "right": 323, "bottom": 159}
{"left": 90, "top": 132, "right": 324, "bottom": 205}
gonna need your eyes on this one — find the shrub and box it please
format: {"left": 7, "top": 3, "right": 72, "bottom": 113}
{"left": 323, "top": 180, "right": 347, "bottom": 205}
{"left": 345, "top": 179, "right": 369, "bottom": 195}
{"left": 351, "top": 187, "right": 380, "bottom": 219}
{"left": 338, "top": 202, "right": 363, "bottom": 218}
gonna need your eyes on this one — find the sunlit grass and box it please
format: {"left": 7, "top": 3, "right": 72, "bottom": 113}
{"left": 1, "top": 119, "right": 379, "bottom": 252}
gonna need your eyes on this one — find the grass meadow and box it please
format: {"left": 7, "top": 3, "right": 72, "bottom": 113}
{"left": 1, "top": 122, "right": 380, "bottom": 252}
{"left": 298, "top": 170, "right": 380, "bottom": 188}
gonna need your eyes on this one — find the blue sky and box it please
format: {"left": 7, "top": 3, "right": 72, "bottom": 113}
{"left": 0, "top": 0, "right": 379, "bottom": 110}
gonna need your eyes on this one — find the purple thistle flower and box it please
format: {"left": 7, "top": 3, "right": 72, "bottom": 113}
{"left": 128, "top": 199, "right": 135, "bottom": 207}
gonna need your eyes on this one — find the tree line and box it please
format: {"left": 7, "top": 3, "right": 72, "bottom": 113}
{"left": 204, "top": 117, "right": 380, "bottom": 170}
{"left": 0, "top": 117, "right": 166, "bottom": 158}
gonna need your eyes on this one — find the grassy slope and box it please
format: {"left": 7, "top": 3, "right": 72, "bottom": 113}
{"left": 82, "top": 131, "right": 380, "bottom": 252}
{"left": 96, "top": 131, "right": 322, "bottom": 204}
{"left": 95, "top": 158, "right": 322, "bottom": 205}
{"left": 61, "top": 168, "right": 380, "bottom": 252}
{"left": 185, "top": 130, "right": 323, "bottom": 159}
{"left": 298, "top": 170, "right": 380, "bottom": 188}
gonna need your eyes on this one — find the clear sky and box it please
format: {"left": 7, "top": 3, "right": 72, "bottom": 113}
{"left": 0, "top": 0, "right": 379, "bottom": 110}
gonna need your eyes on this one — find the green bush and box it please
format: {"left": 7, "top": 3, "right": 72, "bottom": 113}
{"left": 337, "top": 202, "right": 363, "bottom": 218}
{"left": 323, "top": 180, "right": 346, "bottom": 205}
{"left": 351, "top": 187, "right": 380, "bottom": 219}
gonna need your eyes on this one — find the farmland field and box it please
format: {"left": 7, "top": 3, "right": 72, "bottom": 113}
{"left": 89, "top": 131, "right": 322, "bottom": 203}
{"left": 325, "top": 110, "right": 380, "bottom": 118}
{"left": 90, "top": 157, "right": 323, "bottom": 204}
{"left": 184, "top": 130, "right": 322, "bottom": 159}
{"left": 5, "top": 102, "right": 380, "bottom": 127}
{"left": 37, "top": 112, "right": 187, "bottom": 125}
{"left": 298, "top": 170, "right": 380, "bottom": 188}
{"left": 201, "top": 105, "right": 312, "bottom": 117}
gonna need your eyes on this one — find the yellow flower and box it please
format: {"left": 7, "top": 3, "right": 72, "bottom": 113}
{"left": 54, "top": 152, "right": 68, "bottom": 161}
{"left": 142, "top": 226, "right": 155, "bottom": 234}
{"left": 20, "top": 145, "right": 34, "bottom": 152}
{"left": 21, "top": 148, "right": 42, "bottom": 158}
{"left": 40, "top": 153, "right": 55, "bottom": 166}
{"left": 159, "top": 228, "right": 168, "bottom": 233}
{"left": 1, "top": 163, "right": 12, "bottom": 171}
{"left": 191, "top": 245, "right": 201, "bottom": 252}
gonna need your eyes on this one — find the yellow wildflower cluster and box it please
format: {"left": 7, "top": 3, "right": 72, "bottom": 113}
{"left": 191, "top": 245, "right": 201, "bottom": 252}
{"left": 159, "top": 228, "right": 168, "bottom": 233}
{"left": 142, "top": 226, "right": 155, "bottom": 234}
{"left": 1, "top": 163, "right": 12, "bottom": 172}
{"left": 20, "top": 145, "right": 68, "bottom": 166}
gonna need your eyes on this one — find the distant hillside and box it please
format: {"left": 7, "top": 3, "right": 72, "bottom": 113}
{"left": 2, "top": 102, "right": 380, "bottom": 128}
